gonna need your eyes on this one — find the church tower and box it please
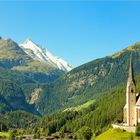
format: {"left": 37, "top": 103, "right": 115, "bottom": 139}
{"left": 126, "top": 57, "right": 136, "bottom": 126}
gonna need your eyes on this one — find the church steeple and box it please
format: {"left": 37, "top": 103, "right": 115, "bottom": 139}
{"left": 126, "top": 56, "right": 136, "bottom": 126}
{"left": 127, "top": 56, "right": 135, "bottom": 84}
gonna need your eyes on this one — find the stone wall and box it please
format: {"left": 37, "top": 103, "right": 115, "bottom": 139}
{"left": 112, "top": 124, "right": 136, "bottom": 133}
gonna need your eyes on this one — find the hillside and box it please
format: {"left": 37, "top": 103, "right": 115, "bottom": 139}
{"left": 0, "top": 38, "right": 65, "bottom": 79}
{"left": 0, "top": 110, "right": 39, "bottom": 129}
{"left": 17, "top": 74, "right": 138, "bottom": 139}
{"left": 0, "top": 83, "right": 125, "bottom": 139}
{"left": 0, "top": 75, "right": 139, "bottom": 139}
{"left": 0, "top": 38, "right": 32, "bottom": 68}
{"left": 37, "top": 42, "right": 140, "bottom": 114}
{"left": 11, "top": 81, "right": 131, "bottom": 139}
{"left": 0, "top": 37, "right": 68, "bottom": 114}
{"left": 0, "top": 78, "right": 39, "bottom": 114}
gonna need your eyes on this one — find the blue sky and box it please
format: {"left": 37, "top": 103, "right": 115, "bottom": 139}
{"left": 0, "top": 1, "right": 140, "bottom": 67}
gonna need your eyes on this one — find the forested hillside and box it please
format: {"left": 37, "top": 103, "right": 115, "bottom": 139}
{"left": 23, "top": 74, "right": 139, "bottom": 139}
{"left": 1, "top": 74, "right": 140, "bottom": 139}
{"left": 0, "top": 84, "right": 126, "bottom": 139}
{"left": 0, "top": 37, "right": 66, "bottom": 114}
{"left": 37, "top": 42, "right": 140, "bottom": 114}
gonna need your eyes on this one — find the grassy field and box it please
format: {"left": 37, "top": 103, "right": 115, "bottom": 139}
{"left": 64, "top": 99, "right": 95, "bottom": 111}
{"left": 95, "top": 128, "right": 135, "bottom": 140}
{"left": 73, "top": 99, "right": 96, "bottom": 111}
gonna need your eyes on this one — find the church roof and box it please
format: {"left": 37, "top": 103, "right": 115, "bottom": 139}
{"left": 127, "top": 56, "right": 135, "bottom": 84}
{"left": 136, "top": 96, "right": 140, "bottom": 106}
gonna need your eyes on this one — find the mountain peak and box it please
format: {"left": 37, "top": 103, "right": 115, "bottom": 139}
{"left": 20, "top": 39, "right": 72, "bottom": 72}
{"left": 23, "top": 38, "right": 36, "bottom": 45}
{"left": 22, "top": 38, "right": 40, "bottom": 49}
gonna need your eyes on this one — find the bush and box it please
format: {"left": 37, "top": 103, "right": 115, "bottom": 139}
{"left": 136, "top": 124, "right": 140, "bottom": 136}
{"left": 76, "top": 126, "right": 93, "bottom": 140}
{"left": 33, "top": 130, "right": 40, "bottom": 139}
{"left": 9, "top": 130, "right": 16, "bottom": 140}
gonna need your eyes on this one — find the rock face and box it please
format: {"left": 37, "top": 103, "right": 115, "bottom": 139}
{"left": 29, "top": 88, "right": 42, "bottom": 105}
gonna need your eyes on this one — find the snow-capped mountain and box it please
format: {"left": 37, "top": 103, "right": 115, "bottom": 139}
{"left": 20, "top": 39, "right": 72, "bottom": 72}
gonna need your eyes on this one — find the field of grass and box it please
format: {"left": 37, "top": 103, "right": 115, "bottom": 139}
{"left": 64, "top": 99, "right": 95, "bottom": 111}
{"left": 95, "top": 128, "right": 135, "bottom": 140}
{"left": 13, "top": 60, "right": 56, "bottom": 73}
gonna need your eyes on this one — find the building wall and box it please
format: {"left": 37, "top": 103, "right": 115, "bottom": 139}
{"left": 136, "top": 107, "right": 140, "bottom": 124}
{"left": 123, "top": 107, "right": 127, "bottom": 123}
{"left": 112, "top": 124, "right": 136, "bottom": 133}
{"left": 126, "top": 82, "right": 136, "bottom": 126}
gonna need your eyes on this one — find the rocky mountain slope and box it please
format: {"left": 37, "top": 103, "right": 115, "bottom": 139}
{"left": 0, "top": 37, "right": 66, "bottom": 79}
{"left": 0, "top": 36, "right": 72, "bottom": 114}
{"left": 20, "top": 39, "right": 72, "bottom": 72}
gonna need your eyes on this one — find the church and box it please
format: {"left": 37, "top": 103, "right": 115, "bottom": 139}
{"left": 123, "top": 58, "right": 140, "bottom": 126}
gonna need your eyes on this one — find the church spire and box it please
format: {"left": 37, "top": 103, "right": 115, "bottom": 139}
{"left": 126, "top": 56, "right": 136, "bottom": 126}
{"left": 128, "top": 56, "right": 134, "bottom": 83}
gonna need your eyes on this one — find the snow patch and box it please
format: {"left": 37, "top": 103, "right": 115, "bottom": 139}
{"left": 20, "top": 39, "right": 72, "bottom": 71}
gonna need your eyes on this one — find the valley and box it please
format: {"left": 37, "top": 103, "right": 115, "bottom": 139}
{"left": 0, "top": 36, "right": 140, "bottom": 139}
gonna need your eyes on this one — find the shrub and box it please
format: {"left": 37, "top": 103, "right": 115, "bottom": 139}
{"left": 136, "top": 124, "right": 140, "bottom": 136}
{"left": 76, "top": 126, "right": 93, "bottom": 140}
